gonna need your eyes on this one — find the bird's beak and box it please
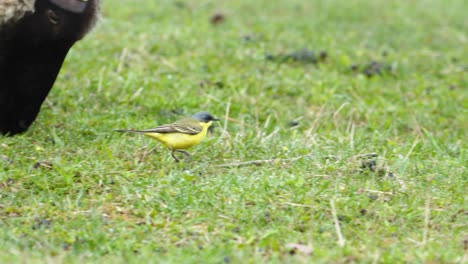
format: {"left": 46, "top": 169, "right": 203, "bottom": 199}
{"left": 213, "top": 118, "right": 220, "bottom": 121}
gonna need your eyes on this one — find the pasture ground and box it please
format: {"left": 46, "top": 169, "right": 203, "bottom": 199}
{"left": 1, "top": 0, "right": 466, "bottom": 263}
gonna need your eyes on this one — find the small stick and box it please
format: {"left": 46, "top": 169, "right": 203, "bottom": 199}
{"left": 280, "top": 202, "right": 314, "bottom": 208}
{"left": 371, "top": 251, "right": 380, "bottom": 264}
{"left": 223, "top": 99, "right": 231, "bottom": 137}
{"left": 330, "top": 199, "right": 345, "bottom": 247}
{"left": 224, "top": 117, "right": 255, "bottom": 128}
{"left": 214, "top": 153, "right": 313, "bottom": 168}
{"left": 422, "top": 192, "right": 431, "bottom": 245}
{"left": 361, "top": 189, "right": 394, "bottom": 195}
{"left": 404, "top": 138, "right": 420, "bottom": 161}
{"left": 117, "top": 47, "right": 128, "bottom": 73}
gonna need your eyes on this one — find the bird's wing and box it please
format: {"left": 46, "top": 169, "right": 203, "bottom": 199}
{"left": 170, "top": 118, "right": 203, "bottom": 134}
{"left": 118, "top": 118, "right": 202, "bottom": 135}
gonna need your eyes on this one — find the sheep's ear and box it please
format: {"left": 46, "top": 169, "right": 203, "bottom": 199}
{"left": 49, "top": 0, "right": 89, "bottom": 13}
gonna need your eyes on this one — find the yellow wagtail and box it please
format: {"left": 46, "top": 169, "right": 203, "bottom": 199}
{"left": 116, "top": 112, "right": 219, "bottom": 162}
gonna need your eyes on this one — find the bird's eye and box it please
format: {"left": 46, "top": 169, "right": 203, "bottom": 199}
{"left": 47, "top": 9, "right": 60, "bottom": 25}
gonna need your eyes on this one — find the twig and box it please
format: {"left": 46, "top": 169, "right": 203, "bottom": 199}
{"left": 361, "top": 189, "right": 394, "bottom": 195}
{"left": 117, "top": 47, "right": 128, "bottom": 73}
{"left": 371, "top": 251, "right": 380, "bottom": 264}
{"left": 330, "top": 199, "right": 345, "bottom": 247}
{"left": 218, "top": 214, "right": 233, "bottom": 220}
{"left": 160, "top": 57, "right": 176, "bottom": 69}
{"left": 404, "top": 138, "right": 420, "bottom": 161}
{"left": 280, "top": 202, "right": 314, "bottom": 208}
{"left": 216, "top": 116, "right": 255, "bottom": 129}
{"left": 222, "top": 98, "right": 231, "bottom": 139}
{"left": 349, "top": 123, "right": 355, "bottom": 150}
{"left": 422, "top": 192, "right": 431, "bottom": 245}
{"left": 214, "top": 153, "right": 313, "bottom": 168}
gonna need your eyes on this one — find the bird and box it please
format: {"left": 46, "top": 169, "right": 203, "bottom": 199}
{"left": 116, "top": 112, "right": 220, "bottom": 162}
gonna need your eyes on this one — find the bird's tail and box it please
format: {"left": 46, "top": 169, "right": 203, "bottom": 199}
{"left": 115, "top": 129, "right": 146, "bottom": 133}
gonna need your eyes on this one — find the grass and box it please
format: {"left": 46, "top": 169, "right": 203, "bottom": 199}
{"left": 1, "top": 0, "right": 467, "bottom": 262}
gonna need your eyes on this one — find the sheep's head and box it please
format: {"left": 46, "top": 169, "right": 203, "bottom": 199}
{"left": 0, "top": 0, "right": 99, "bottom": 135}
{"left": 18, "top": 0, "right": 98, "bottom": 40}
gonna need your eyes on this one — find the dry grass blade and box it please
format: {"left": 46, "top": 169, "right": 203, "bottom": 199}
{"left": 214, "top": 153, "right": 313, "bottom": 168}
{"left": 330, "top": 199, "right": 345, "bottom": 247}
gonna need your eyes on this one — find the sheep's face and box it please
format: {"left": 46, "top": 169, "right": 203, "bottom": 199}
{"left": 13, "top": 0, "right": 99, "bottom": 43}
{"left": 0, "top": 0, "right": 99, "bottom": 135}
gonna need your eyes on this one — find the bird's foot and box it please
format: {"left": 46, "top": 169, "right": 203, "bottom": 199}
{"left": 171, "top": 150, "right": 191, "bottom": 162}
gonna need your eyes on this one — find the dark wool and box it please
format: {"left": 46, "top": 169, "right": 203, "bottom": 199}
{"left": 0, "top": 0, "right": 99, "bottom": 135}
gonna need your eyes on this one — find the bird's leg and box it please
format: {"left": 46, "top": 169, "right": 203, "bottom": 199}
{"left": 170, "top": 149, "right": 180, "bottom": 162}
{"left": 176, "top": 150, "right": 192, "bottom": 160}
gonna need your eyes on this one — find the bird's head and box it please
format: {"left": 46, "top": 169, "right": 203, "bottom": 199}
{"left": 192, "top": 112, "right": 220, "bottom": 123}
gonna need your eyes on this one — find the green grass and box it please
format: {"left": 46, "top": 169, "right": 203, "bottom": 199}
{"left": 1, "top": 0, "right": 467, "bottom": 262}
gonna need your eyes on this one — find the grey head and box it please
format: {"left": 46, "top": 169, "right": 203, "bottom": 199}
{"left": 192, "top": 112, "right": 220, "bottom": 123}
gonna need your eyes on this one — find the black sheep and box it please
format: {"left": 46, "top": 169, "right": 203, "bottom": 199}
{"left": 0, "top": 0, "right": 99, "bottom": 135}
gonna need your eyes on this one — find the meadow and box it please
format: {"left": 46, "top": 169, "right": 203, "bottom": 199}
{"left": 1, "top": 0, "right": 466, "bottom": 262}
